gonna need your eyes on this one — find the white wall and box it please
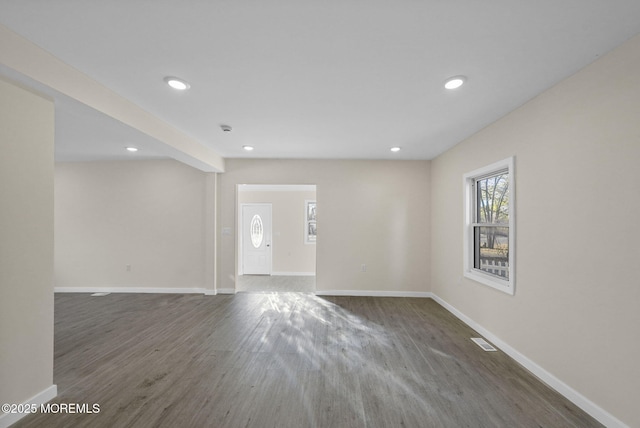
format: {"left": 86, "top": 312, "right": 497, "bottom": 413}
{"left": 217, "top": 159, "right": 430, "bottom": 294}
{"left": 55, "top": 160, "right": 216, "bottom": 293}
{"left": 55, "top": 158, "right": 430, "bottom": 295}
{"left": 238, "top": 189, "right": 316, "bottom": 275}
{"left": 430, "top": 34, "right": 640, "bottom": 427}
{"left": 0, "top": 78, "right": 55, "bottom": 422}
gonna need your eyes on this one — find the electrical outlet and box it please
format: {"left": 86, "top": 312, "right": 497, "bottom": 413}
{"left": 126, "top": 265, "right": 131, "bottom": 272}
{"left": 361, "top": 264, "right": 367, "bottom": 272}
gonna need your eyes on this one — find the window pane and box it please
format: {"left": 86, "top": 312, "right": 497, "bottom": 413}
{"left": 250, "top": 214, "right": 264, "bottom": 248}
{"left": 476, "top": 173, "right": 509, "bottom": 224}
{"left": 474, "top": 226, "right": 509, "bottom": 279}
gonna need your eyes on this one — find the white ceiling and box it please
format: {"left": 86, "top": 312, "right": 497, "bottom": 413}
{"left": 1, "top": 1, "right": 640, "bottom": 163}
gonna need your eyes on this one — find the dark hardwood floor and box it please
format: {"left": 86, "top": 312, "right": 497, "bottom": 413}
{"left": 14, "top": 293, "right": 601, "bottom": 428}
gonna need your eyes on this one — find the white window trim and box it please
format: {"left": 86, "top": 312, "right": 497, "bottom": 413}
{"left": 463, "top": 156, "right": 515, "bottom": 295}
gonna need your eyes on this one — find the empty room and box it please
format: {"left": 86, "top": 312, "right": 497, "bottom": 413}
{"left": 1, "top": 2, "right": 639, "bottom": 428}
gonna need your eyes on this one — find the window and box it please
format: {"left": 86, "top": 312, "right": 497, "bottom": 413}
{"left": 463, "top": 157, "right": 515, "bottom": 294}
{"left": 250, "top": 214, "right": 264, "bottom": 248}
{"left": 305, "top": 200, "right": 316, "bottom": 244}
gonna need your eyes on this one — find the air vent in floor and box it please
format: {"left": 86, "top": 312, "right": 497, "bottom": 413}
{"left": 91, "top": 292, "right": 111, "bottom": 297}
{"left": 471, "top": 337, "right": 497, "bottom": 352}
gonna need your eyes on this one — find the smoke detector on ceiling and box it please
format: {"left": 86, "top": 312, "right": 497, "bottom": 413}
{"left": 220, "top": 124, "right": 232, "bottom": 132}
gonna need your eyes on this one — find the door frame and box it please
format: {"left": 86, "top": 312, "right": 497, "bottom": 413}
{"left": 238, "top": 203, "right": 273, "bottom": 276}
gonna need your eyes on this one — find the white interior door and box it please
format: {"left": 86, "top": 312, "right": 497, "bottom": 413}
{"left": 242, "top": 204, "right": 272, "bottom": 275}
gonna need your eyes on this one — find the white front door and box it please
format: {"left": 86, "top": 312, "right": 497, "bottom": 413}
{"left": 242, "top": 204, "right": 272, "bottom": 275}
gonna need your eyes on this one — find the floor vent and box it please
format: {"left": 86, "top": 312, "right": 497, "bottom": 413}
{"left": 471, "top": 337, "right": 497, "bottom": 352}
{"left": 91, "top": 292, "right": 111, "bottom": 297}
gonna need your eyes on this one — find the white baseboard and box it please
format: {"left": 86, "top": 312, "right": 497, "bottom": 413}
{"left": 430, "top": 293, "right": 627, "bottom": 428}
{"left": 54, "top": 287, "right": 207, "bottom": 294}
{"left": 270, "top": 272, "right": 316, "bottom": 277}
{"left": 0, "top": 385, "right": 57, "bottom": 428}
{"left": 315, "top": 290, "right": 433, "bottom": 298}
{"left": 54, "top": 287, "right": 235, "bottom": 296}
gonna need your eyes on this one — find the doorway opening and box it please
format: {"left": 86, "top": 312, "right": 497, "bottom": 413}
{"left": 237, "top": 184, "right": 317, "bottom": 292}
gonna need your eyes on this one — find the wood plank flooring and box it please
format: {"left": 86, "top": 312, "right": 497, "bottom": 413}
{"left": 14, "top": 293, "right": 602, "bottom": 428}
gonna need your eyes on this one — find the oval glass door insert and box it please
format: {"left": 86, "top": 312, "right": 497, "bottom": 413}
{"left": 250, "top": 214, "right": 264, "bottom": 248}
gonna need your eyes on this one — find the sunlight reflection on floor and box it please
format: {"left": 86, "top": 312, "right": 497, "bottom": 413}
{"left": 250, "top": 292, "right": 445, "bottom": 426}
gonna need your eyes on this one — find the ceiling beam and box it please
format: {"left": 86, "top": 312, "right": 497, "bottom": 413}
{"left": 0, "top": 24, "right": 225, "bottom": 173}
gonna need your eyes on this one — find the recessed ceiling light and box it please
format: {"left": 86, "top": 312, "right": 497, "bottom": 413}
{"left": 243, "top": 145, "right": 254, "bottom": 151}
{"left": 390, "top": 147, "right": 401, "bottom": 152}
{"left": 126, "top": 147, "right": 138, "bottom": 152}
{"left": 164, "top": 76, "right": 190, "bottom": 90}
{"left": 444, "top": 75, "right": 467, "bottom": 90}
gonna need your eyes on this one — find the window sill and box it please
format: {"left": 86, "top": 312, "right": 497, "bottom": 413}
{"left": 464, "top": 270, "right": 514, "bottom": 295}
